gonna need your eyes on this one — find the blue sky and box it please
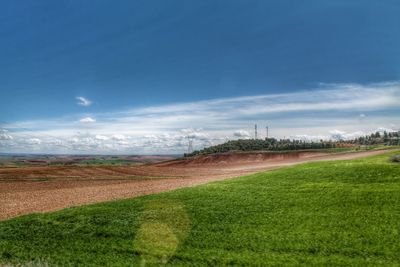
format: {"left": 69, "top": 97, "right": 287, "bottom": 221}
{"left": 0, "top": 1, "right": 399, "bottom": 153}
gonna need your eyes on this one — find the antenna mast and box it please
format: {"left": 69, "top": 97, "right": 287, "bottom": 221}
{"left": 266, "top": 125, "right": 269, "bottom": 139}
{"left": 255, "top": 124, "right": 258, "bottom": 139}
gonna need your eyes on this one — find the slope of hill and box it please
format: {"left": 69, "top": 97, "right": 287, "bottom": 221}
{"left": 159, "top": 150, "right": 328, "bottom": 167}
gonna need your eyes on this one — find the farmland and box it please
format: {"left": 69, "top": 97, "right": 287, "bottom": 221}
{"left": 1, "top": 150, "right": 399, "bottom": 266}
{"left": 0, "top": 149, "right": 389, "bottom": 220}
{"left": 0, "top": 154, "right": 177, "bottom": 167}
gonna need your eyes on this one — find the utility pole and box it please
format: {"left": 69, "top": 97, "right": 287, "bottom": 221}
{"left": 266, "top": 125, "right": 269, "bottom": 139}
{"left": 255, "top": 124, "right": 258, "bottom": 139}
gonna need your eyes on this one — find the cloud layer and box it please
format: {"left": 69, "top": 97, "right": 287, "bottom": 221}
{"left": 1, "top": 82, "right": 400, "bottom": 154}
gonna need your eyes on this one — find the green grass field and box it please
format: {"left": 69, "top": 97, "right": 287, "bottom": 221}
{"left": 1, "top": 151, "right": 399, "bottom": 266}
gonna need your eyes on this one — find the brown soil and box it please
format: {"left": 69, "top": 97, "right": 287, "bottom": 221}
{"left": 0, "top": 150, "right": 389, "bottom": 220}
{"left": 156, "top": 151, "right": 328, "bottom": 167}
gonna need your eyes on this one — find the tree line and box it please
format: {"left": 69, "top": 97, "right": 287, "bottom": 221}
{"left": 343, "top": 131, "right": 400, "bottom": 146}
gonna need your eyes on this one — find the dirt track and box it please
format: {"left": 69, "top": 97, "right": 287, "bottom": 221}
{"left": 0, "top": 150, "right": 390, "bottom": 220}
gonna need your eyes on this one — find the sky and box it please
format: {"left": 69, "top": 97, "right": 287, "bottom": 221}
{"left": 0, "top": 0, "right": 399, "bottom": 154}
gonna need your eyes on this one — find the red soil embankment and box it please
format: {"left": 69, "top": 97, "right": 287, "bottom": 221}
{"left": 157, "top": 151, "right": 328, "bottom": 167}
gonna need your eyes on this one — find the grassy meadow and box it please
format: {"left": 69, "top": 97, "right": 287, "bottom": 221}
{"left": 0, "top": 151, "right": 399, "bottom": 266}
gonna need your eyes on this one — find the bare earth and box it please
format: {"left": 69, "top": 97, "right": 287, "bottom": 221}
{"left": 0, "top": 150, "right": 389, "bottom": 220}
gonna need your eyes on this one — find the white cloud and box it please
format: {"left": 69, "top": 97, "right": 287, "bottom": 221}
{"left": 375, "top": 127, "right": 395, "bottom": 133}
{"left": 76, "top": 96, "right": 92, "bottom": 107}
{"left": 290, "top": 134, "right": 327, "bottom": 142}
{"left": 137, "top": 82, "right": 400, "bottom": 117}
{"left": 181, "top": 128, "right": 209, "bottom": 140}
{"left": 389, "top": 124, "right": 399, "bottom": 131}
{"left": 111, "top": 134, "right": 126, "bottom": 140}
{"left": 233, "top": 130, "right": 251, "bottom": 139}
{"left": 291, "top": 130, "right": 366, "bottom": 142}
{"left": 27, "top": 138, "right": 42, "bottom": 145}
{"left": 328, "top": 130, "right": 366, "bottom": 141}
{"left": 0, "top": 128, "right": 13, "bottom": 140}
{"left": 95, "top": 135, "right": 109, "bottom": 141}
{"left": 329, "top": 130, "right": 347, "bottom": 140}
{"left": 79, "top": 117, "right": 96, "bottom": 123}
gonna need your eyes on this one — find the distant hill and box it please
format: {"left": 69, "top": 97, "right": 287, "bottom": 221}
{"left": 186, "top": 131, "right": 400, "bottom": 157}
